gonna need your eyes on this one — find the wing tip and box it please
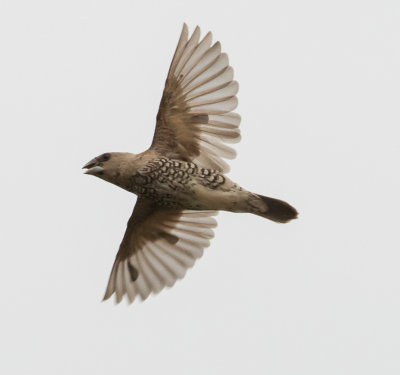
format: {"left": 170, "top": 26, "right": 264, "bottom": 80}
{"left": 102, "top": 289, "right": 113, "bottom": 302}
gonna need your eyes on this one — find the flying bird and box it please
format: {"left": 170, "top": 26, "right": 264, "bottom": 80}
{"left": 83, "top": 24, "right": 298, "bottom": 304}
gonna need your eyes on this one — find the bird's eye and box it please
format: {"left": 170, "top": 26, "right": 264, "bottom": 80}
{"left": 101, "top": 153, "right": 111, "bottom": 162}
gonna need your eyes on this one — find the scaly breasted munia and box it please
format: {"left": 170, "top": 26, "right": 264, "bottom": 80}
{"left": 83, "top": 24, "right": 298, "bottom": 304}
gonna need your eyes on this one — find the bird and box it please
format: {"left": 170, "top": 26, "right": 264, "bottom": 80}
{"left": 83, "top": 24, "right": 298, "bottom": 304}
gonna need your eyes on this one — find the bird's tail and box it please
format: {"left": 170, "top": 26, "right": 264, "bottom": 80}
{"left": 253, "top": 194, "right": 298, "bottom": 223}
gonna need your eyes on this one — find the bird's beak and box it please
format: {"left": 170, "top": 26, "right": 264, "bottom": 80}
{"left": 82, "top": 158, "right": 104, "bottom": 175}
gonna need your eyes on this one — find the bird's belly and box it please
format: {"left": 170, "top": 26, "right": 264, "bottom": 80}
{"left": 139, "top": 181, "right": 196, "bottom": 209}
{"left": 129, "top": 157, "right": 249, "bottom": 211}
{"left": 134, "top": 175, "right": 249, "bottom": 212}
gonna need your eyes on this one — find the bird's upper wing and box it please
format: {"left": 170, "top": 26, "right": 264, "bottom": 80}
{"left": 103, "top": 197, "right": 218, "bottom": 304}
{"left": 150, "top": 24, "right": 241, "bottom": 173}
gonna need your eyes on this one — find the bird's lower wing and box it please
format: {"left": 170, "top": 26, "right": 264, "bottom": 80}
{"left": 103, "top": 197, "right": 218, "bottom": 304}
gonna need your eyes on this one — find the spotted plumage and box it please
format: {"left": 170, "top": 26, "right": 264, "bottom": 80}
{"left": 128, "top": 158, "right": 226, "bottom": 208}
{"left": 83, "top": 24, "right": 298, "bottom": 304}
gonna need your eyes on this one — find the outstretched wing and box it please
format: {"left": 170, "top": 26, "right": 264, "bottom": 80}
{"left": 103, "top": 198, "right": 218, "bottom": 304}
{"left": 151, "top": 24, "right": 241, "bottom": 173}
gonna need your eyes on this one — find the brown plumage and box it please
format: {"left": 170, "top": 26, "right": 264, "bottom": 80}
{"left": 83, "top": 24, "right": 298, "bottom": 304}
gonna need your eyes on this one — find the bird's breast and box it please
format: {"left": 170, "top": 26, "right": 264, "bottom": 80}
{"left": 125, "top": 157, "right": 229, "bottom": 209}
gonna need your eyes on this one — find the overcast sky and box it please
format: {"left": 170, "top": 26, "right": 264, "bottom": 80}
{"left": 1, "top": 1, "right": 400, "bottom": 374}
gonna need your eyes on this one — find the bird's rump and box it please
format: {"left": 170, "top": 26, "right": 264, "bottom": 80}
{"left": 103, "top": 197, "right": 218, "bottom": 303}
{"left": 151, "top": 24, "right": 241, "bottom": 173}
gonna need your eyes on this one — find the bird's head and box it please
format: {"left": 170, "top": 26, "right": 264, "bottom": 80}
{"left": 82, "top": 152, "right": 134, "bottom": 186}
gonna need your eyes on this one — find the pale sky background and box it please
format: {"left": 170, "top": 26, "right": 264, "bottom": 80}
{"left": 1, "top": 0, "right": 400, "bottom": 374}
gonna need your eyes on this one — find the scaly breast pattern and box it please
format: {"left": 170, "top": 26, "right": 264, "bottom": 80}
{"left": 128, "top": 158, "right": 226, "bottom": 208}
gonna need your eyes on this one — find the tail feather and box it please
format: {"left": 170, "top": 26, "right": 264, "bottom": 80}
{"left": 255, "top": 195, "right": 298, "bottom": 223}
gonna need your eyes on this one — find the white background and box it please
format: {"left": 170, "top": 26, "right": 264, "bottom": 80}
{"left": 1, "top": 1, "right": 400, "bottom": 374}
